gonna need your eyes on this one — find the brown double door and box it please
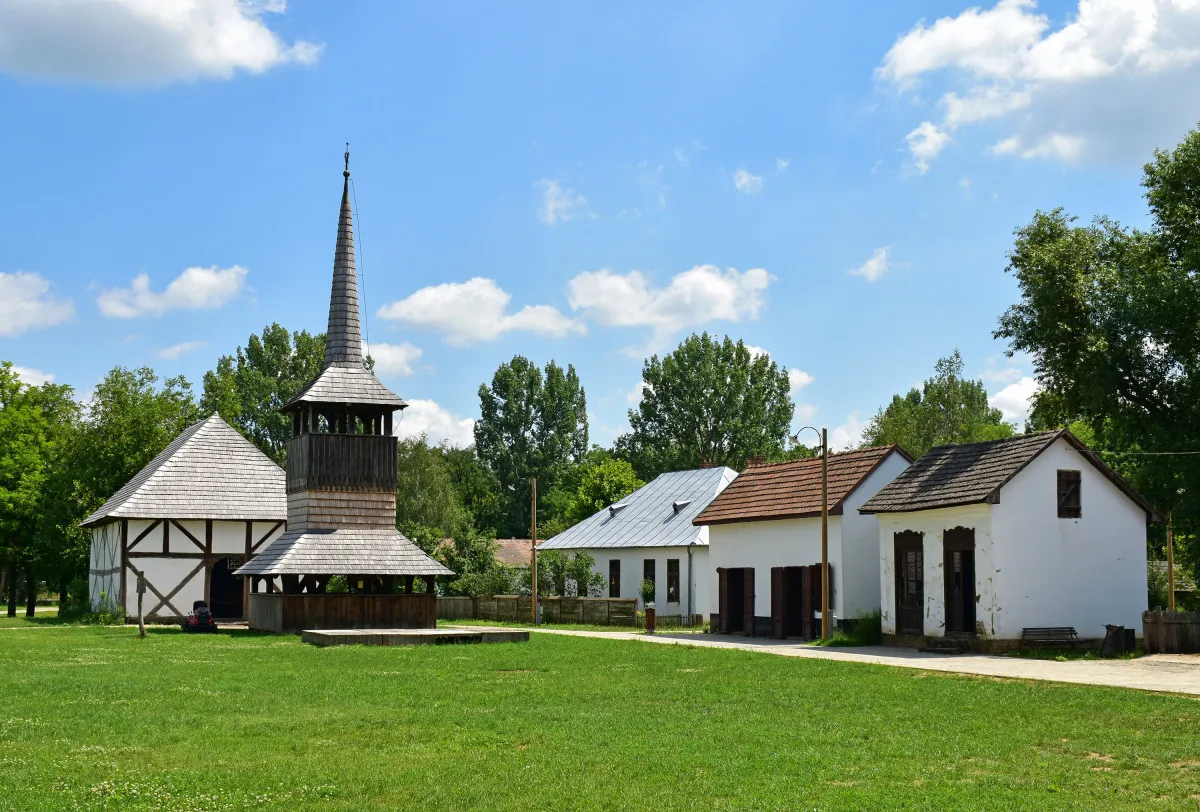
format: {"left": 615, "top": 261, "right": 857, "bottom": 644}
{"left": 770, "top": 565, "right": 826, "bottom": 639}
{"left": 943, "top": 527, "right": 976, "bottom": 635}
{"left": 716, "top": 567, "right": 754, "bottom": 635}
{"left": 894, "top": 531, "right": 924, "bottom": 635}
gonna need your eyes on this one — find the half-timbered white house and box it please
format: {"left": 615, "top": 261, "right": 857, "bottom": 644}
{"left": 83, "top": 414, "right": 286, "bottom": 621}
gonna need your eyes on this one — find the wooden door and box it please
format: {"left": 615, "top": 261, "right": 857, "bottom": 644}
{"left": 943, "top": 527, "right": 976, "bottom": 635}
{"left": 895, "top": 531, "right": 924, "bottom": 635}
{"left": 771, "top": 567, "right": 785, "bottom": 639}
{"left": 742, "top": 568, "right": 755, "bottom": 637}
{"left": 801, "top": 566, "right": 814, "bottom": 639}
{"left": 716, "top": 567, "right": 728, "bottom": 634}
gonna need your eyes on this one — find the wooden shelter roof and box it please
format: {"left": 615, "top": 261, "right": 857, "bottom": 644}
{"left": 281, "top": 162, "right": 406, "bottom": 413}
{"left": 235, "top": 528, "right": 453, "bottom": 576}
{"left": 693, "top": 446, "right": 909, "bottom": 526}
{"left": 81, "top": 414, "right": 286, "bottom": 527}
{"left": 858, "top": 429, "right": 1157, "bottom": 518}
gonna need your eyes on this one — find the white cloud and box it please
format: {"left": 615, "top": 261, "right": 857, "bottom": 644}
{"left": 625, "top": 381, "right": 652, "bottom": 407}
{"left": 981, "top": 356, "right": 1028, "bottom": 385}
{"left": 377, "top": 277, "right": 583, "bottom": 346}
{"left": 157, "top": 340, "right": 206, "bottom": 360}
{"left": 794, "top": 403, "right": 818, "bottom": 423}
{"left": 394, "top": 399, "right": 476, "bottom": 448}
{"left": 990, "top": 376, "right": 1039, "bottom": 425}
{"left": 879, "top": 0, "right": 1200, "bottom": 168}
{"left": 744, "top": 344, "right": 768, "bottom": 359}
{"left": 848, "top": 247, "right": 891, "bottom": 282}
{"left": 904, "top": 121, "right": 951, "bottom": 173}
{"left": 537, "top": 179, "right": 592, "bottom": 225}
{"left": 365, "top": 341, "right": 422, "bottom": 377}
{"left": 568, "top": 265, "right": 773, "bottom": 348}
{"left": 0, "top": 271, "right": 75, "bottom": 336}
{"left": 0, "top": 0, "right": 321, "bottom": 86}
{"left": 12, "top": 366, "right": 55, "bottom": 386}
{"left": 97, "top": 265, "right": 247, "bottom": 318}
{"left": 733, "top": 169, "right": 763, "bottom": 194}
{"left": 776, "top": 157, "right": 790, "bottom": 172}
{"left": 831, "top": 412, "right": 868, "bottom": 451}
{"left": 788, "top": 369, "right": 815, "bottom": 397}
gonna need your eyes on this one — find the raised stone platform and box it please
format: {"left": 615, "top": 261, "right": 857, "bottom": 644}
{"left": 301, "top": 626, "right": 530, "bottom": 647}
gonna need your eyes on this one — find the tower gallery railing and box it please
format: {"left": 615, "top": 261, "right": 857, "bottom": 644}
{"left": 286, "top": 433, "right": 398, "bottom": 493}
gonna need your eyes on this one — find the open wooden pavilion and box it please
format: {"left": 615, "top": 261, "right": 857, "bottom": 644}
{"left": 236, "top": 153, "right": 451, "bottom": 633}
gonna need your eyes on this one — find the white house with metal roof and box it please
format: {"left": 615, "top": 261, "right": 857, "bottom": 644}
{"left": 82, "top": 414, "right": 287, "bottom": 621}
{"left": 539, "top": 466, "right": 736, "bottom": 619}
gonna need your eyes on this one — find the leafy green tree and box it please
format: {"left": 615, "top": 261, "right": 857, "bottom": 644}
{"left": 29, "top": 382, "right": 85, "bottom": 608}
{"left": 200, "top": 324, "right": 325, "bottom": 463}
{"left": 617, "top": 333, "right": 793, "bottom": 479}
{"left": 995, "top": 125, "right": 1200, "bottom": 566}
{"left": 564, "top": 551, "right": 606, "bottom": 597}
{"left": 442, "top": 445, "right": 506, "bottom": 536}
{"left": 474, "top": 356, "right": 588, "bottom": 537}
{"left": 0, "top": 363, "right": 51, "bottom": 617}
{"left": 861, "top": 351, "right": 1014, "bottom": 458}
{"left": 395, "top": 434, "right": 472, "bottom": 543}
{"left": 563, "top": 458, "right": 643, "bottom": 527}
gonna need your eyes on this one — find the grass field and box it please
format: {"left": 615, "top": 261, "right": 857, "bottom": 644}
{"left": 1, "top": 626, "right": 1199, "bottom": 810}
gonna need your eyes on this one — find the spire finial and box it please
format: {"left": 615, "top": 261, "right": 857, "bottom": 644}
{"left": 344, "top": 142, "right": 350, "bottom": 179}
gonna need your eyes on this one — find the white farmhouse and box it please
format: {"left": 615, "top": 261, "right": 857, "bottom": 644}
{"left": 83, "top": 414, "right": 286, "bottom": 621}
{"left": 858, "top": 429, "right": 1157, "bottom": 646}
{"left": 694, "top": 446, "right": 912, "bottom": 637}
{"left": 537, "top": 467, "right": 736, "bottom": 619}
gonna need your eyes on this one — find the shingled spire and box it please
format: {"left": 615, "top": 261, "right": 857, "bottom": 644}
{"left": 325, "top": 146, "right": 363, "bottom": 367}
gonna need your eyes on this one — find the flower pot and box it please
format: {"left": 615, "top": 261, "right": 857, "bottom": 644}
{"left": 645, "top": 606, "right": 656, "bottom": 633}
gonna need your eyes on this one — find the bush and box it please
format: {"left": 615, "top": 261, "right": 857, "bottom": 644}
{"left": 639, "top": 578, "right": 655, "bottom": 606}
{"left": 822, "top": 610, "right": 882, "bottom": 647}
{"left": 59, "top": 590, "right": 124, "bottom": 625}
{"left": 325, "top": 575, "right": 349, "bottom": 594}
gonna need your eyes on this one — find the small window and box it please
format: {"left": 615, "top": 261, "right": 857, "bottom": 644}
{"left": 609, "top": 560, "right": 620, "bottom": 598}
{"left": 666, "top": 559, "right": 680, "bottom": 603}
{"left": 643, "top": 559, "right": 656, "bottom": 589}
{"left": 1057, "top": 470, "right": 1081, "bottom": 518}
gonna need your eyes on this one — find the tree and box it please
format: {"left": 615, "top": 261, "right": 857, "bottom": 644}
{"left": 29, "top": 382, "right": 84, "bottom": 608}
{"left": 563, "top": 458, "right": 643, "bottom": 527}
{"left": 861, "top": 351, "right": 1015, "bottom": 458}
{"left": 442, "top": 446, "right": 505, "bottom": 536}
{"left": 394, "top": 434, "right": 472, "bottom": 545}
{"left": 0, "top": 363, "right": 50, "bottom": 617}
{"left": 617, "top": 333, "right": 793, "bottom": 479}
{"left": 474, "top": 356, "right": 588, "bottom": 537}
{"left": 995, "top": 125, "right": 1200, "bottom": 566}
{"left": 200, "top": 324, "right": 325, "bottom": 463}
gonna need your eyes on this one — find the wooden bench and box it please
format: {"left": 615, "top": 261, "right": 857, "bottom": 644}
{"left": 1020, "top": 626, "right": 1081, "bottom": 649}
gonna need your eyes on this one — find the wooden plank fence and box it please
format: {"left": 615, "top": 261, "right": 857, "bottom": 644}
{"left": 1143, "top": 610, "right": 1200, "bottom": 653}
{"left": 437, "top": 596, "right": 638, "bottom": 626}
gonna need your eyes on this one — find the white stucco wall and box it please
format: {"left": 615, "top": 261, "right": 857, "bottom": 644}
{"left": 708, "top": 516, "right": 846, "bottom": 620}
{"left": 89, "top": 518, "right": 284, "bottom": 618}
{"left": 875, "top": 437, "right": 1149, "bottom": 640}
{"left": 839, "top": 450, "right": 912, "bottom": 619}
{"left": 990, "top": 438, "right": 1148, "bottom": 637}
{"left": 586, "top": 546, "right": 710, "bottom": 616}
{"left": 876, "top": 505, "right": 996, "bottom": 637}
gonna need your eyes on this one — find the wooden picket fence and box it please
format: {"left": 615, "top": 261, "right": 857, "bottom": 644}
{"left": 1142, "top": 610, "right": 1200, "bottom": 653}
{"left": 437, "top": 595, "right": 638, "bottom": 626}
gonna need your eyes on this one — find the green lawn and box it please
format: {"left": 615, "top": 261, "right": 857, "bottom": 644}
{"left": 1, "top": 627, "right": 1198, "bottom": 810}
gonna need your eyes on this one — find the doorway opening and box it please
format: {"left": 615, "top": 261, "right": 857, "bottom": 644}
{"left": 717, "top": 567, "right": 755, "bottom": 635}
{"left": 209, "top": 557, "right": 244, "bottom": 618}
{"left": 771, "top": 565, "right": 827, "bottom": 639}
{"left": 943, "top": 527, "right": 976, "bottom": 636}
{"left": 894, "top": 531, "right": 924, "bottom": 636}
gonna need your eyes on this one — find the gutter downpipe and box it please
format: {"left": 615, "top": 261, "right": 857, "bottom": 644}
{"left": 687, "top": 540, "right": 696, "bottom": 621}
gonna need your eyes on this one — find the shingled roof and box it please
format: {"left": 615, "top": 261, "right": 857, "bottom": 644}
{"left": 858, "top": 429, "right": 1157, "bottom": 517}
{"left": 541, "top": 467, "right": 736, "bottom": 549}
{"left": 236, "top": 528, "right": 453, "bottom": 576}
{"left": 81, "top": 414, "right": 285, "bottom": 527}
{"left": 280, "top": 160, "right": 406, "bottom": 413}
{"left": 693, "top": 446, "right": 910, "bottom": 526}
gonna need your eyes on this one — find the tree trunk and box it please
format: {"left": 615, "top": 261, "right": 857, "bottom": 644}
{"left": 59, "top": 575, "right": 69, "bottom": 609}
{"left": 6, "top": 560, "right": 16, "bottom": 618}
{"left": 25, "top": 567, "right": 37, "bottom": 618}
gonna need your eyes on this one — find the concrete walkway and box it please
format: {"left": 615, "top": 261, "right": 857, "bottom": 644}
{"left": 520, "top": 627, "right": 1200, "bottom": 696}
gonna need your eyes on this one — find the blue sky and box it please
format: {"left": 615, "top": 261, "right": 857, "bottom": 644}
{"left": 4, "top": 0, "right": 1199, "bottom": 448}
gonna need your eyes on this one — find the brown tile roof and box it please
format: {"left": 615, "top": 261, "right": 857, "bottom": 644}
{"left": 858, "top": 429, "right": 1157, "bottom": 518}
{"left": 495, "top": 538, "right": 534, "bottom": 567}
{"left": 693, "top": 446, "right": 910, "bottom": 526}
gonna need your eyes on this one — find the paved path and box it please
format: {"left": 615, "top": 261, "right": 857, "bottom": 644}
{"left": 520, "top": 628, "right": 1200, "bottom": 696}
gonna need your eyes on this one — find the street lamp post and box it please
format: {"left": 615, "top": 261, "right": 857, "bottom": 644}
{"left": 792, "top": 426, "right": 830, "bottom": 641}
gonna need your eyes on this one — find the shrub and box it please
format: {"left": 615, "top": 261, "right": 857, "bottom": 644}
{"left": 822, "top": 610, "right": 882, "bottom": 647}
{"left": 639, "top": 578, "right": 655, "bottom": 606}
{"left": 325, "top": 575, "right": 349, "bottom": 594}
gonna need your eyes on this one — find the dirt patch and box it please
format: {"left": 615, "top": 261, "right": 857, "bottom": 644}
{"left": 1084, "top": 752, "right": 1115, "bottom": 762}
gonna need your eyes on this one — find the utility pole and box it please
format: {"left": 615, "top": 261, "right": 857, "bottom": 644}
{"left": 820, "top": 428, "right": 830, "bottom": 641}
{"left": 1167, "top": 513, "right": 1176, "bottom": 613}
{"left": 531, "top": 478, "right": 539, "bottom": 626}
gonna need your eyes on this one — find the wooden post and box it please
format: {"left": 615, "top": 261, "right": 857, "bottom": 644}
{"left": 1168, "top": 513, "right": 1176, "bottom": 613}
{"left": 531, "top": 477, "right": 539, "bottom": 626}
{"left": 135, "top": 567, "right": 146, "bottom": 638}
{"left": 821, "top": 428, "right": 830, "bottom": 641}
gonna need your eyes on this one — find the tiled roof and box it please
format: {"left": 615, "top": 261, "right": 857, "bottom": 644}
{"left": 693, "top": 446, "right": 909, "bottom": 526}
{"left": 236, "top": 528, "right": 453, "bottom": 576}
{"left": 540, "top": 467, "right": 736, "bottom": 550}
{"left": 858, "top": 429, "right": 1157, "bottom": 517}
{"left": 495, "top": 538, "right": 534, "bottom": 567}
{"left": 81, "top": 414, "right": 286, "bottom": 527}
